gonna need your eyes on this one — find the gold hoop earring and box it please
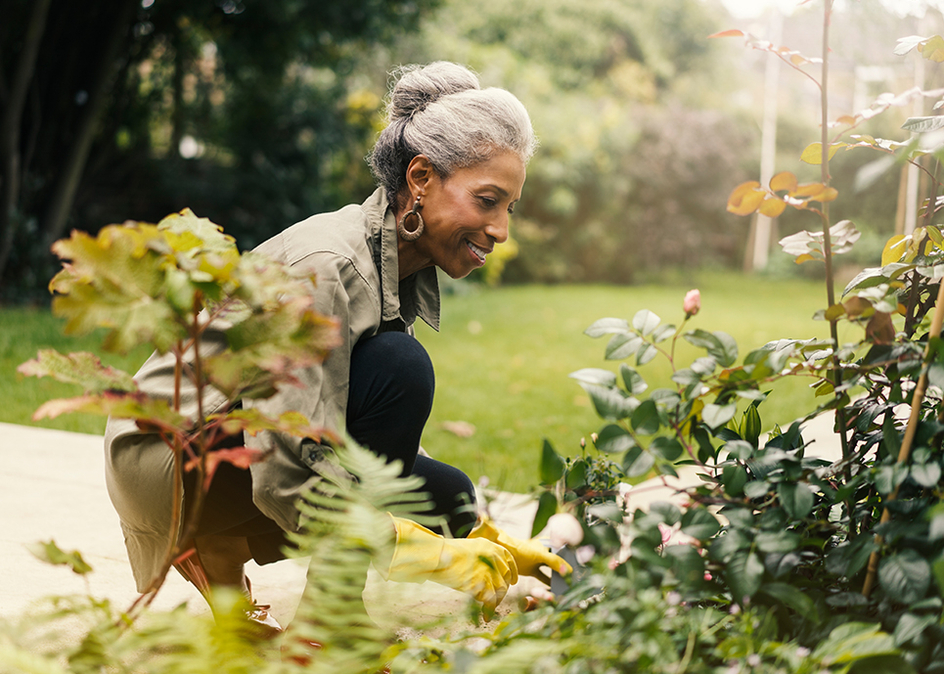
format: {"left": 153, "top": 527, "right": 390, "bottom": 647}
{"left": 397, "top": 198, "right": 424, "bottom": 242}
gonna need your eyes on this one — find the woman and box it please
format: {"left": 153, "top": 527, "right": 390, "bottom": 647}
{"left": 104, "top": 61, "right": 569, "bottom": 630}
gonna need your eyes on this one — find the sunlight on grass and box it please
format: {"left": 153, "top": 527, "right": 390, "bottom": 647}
{"left": 416, "top": 272, "right": 859, "bottom": 493}
{"left": 2, "top": 271, "right": 859, "bottom": 493}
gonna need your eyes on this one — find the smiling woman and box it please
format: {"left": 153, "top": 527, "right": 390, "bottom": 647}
{"left": 102, "top": 61, "right": 567, "bottom": 640}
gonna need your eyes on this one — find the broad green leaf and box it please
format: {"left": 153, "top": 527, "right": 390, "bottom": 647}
{"left": 582, "top": 383, "right": 638, "bottom": 420}
{"left": 726, "top": 550, "right": 764, "bottom": 601}
{"left": 894, "top": 612, "right": 937, "bottom": 647}
{"left": 874, "top": 464, "right": 908, "bottom": 495}
{"left": 703, "top": 403, "right": 737, "bottom": 429}
{"left": 622, "top": 446, "right": 656, "bottom": 478}
{"left": 725, "top": 440, "right": 754, "bottom": 461}
{"left": 649, "top": 501, "right": 681, "bottom": 526}
{"left": 540, "top": 439, "right": 565, "bottom": 484}
{"left": 569, "top": 368, "right": 618, "bottom": 387}
{"left": 879, "top": 550, "right": 931, "bottom": 604}
{"left": 664, "top": 544, "right": 706, "bottom": 585}
{"left": 605, "top": 333, "right": 642, "bottom": 360}
{"left": 709, "top": 530, "right": 750, "bottom": 562}
{"left": 690, "top": 356, "right": 717, "bottom": 376}
{"left": 711, "top": 331, "right": 739, "bottom": 367}
{"left": 671, "top": 368, "right": 700, "bottom": 386}
{"left": 722, "top": 464, "right": 749, "bottom": 496}
{"left": 631, "top": 399, "right": 660, "bottom": 435}
{"left": 683, "top": 328, "right": 722, "bottom": 352}
{"left": 681, "top": 508, "right": 721, "bottom": 540}
{"left": 632, "top": 310, "right": 661, "bottom": 336}
{"left": 825, "top": 536, "right": 878, "bottom": 578}
{"left": 759, "top": 582, "right": 818, "bottom": 621}
{"left": 585, "top": 317, "right": 629, "bottom": 338}
{"left": 744, "top": 480, "right": 770, "bottom": 499}
{"left": 595, "top": 424, "right": 636, "bottom": 453}
{"left": 531, "top": 491, "right": 558, "bottom": 539}
{"left": 636, "top": 342, "right": 658, "bottom": 366}
{"left": 813, "top": 622, "right": 898, "bottom": 665}
{"left": 651, "top": 324, "right": 676, "bottom": 343}
{"left": 18, "top": 349, "right": 136, "bottom": 393}
{"left": 755, "top": 530, "right": 801, "bottom": 554}
{"left": 778, "top": 482, "right": 815, "bottom": 519}
{"left": 910, "top": 462, "right": 942, "bottom": 488}
{"left": 566, "top": 459, "right": 589, "bottom": 490}
{"left": 620, "top": 364, "right": 648, "bottom": 395}
{"left": 650, "top": 436, "right": 683, "bottom": 461}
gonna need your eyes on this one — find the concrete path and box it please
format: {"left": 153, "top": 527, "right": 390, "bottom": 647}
{"left": 0, "top": 413, "right": 842, "bottom": 635}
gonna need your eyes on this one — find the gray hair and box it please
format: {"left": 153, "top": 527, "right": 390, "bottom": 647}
{"left": 368, "top": 62, "right": 537, "bottom": 208}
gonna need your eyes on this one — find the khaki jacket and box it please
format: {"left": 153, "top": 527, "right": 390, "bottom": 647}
{"left": 103, "top": 188, "right": 440, "bottom": 591}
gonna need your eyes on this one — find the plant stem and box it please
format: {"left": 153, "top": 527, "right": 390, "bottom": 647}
{"left": 862, "top": 277, "right": 944, "bottom": 597}
{"left": 817, "top": 0, "right": 853, "bottom": 534}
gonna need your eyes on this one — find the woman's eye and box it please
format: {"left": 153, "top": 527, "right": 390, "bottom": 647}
{"left": 507, "top": 205, "right": 515, "bottom": 215}
{"left": 479, "top": 196, "right": 497, "bottom": 208}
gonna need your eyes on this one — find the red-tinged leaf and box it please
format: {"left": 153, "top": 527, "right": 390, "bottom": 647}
{"left": 759, "top": 197, "right": 787, "bottom": 218}
{"left": 33, "top": 391, "right": 187, "bottom": 431}
{"left": 843, "top": 297, "right": 872, "bottom": 318}
{"left": 210, "top": 408, "right": 337, "bottom": 443}
{"left": 708, "top": 29, "right": 745, "bottom": 39}
{"left": 18, "top": 350, "right": 136, "bottom": 393}
{"left": 186, "top": 447, "right": 267, "bottom": 490}
{"left": 769, "top": 171, "right": 798, "bottom": 193}
{"left": 866, "top": 312, "right": 896, "bottom": 344}
{"left": 727, "top": 181, "right": 766, "bottom": 216}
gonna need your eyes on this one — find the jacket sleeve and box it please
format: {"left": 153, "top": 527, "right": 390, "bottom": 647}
{"left": 245, "top": 249, "right": 381, "bottom": 533}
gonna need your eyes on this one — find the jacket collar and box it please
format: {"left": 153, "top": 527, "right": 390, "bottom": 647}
{"left": 364, "top": 188, "right": 441, "bottom": 332}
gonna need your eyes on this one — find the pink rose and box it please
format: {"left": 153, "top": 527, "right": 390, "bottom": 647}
{"left": 683, "top": 289, "right": 701, "bottom": 317}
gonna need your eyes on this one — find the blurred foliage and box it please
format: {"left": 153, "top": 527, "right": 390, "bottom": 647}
{"left": 1, "top": 0, "right": 928, "bottom": 298}
{"left": 0, "top": 0, "right": 436, "bottom": 300}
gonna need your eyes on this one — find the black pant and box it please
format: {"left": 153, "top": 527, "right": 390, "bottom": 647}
{"left": 186, "top": 331, "right": 477, "bottom": 565}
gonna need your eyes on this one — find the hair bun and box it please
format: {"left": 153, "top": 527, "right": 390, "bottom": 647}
{"left": 388, "top": 61, "right": 480, "bottom": 120}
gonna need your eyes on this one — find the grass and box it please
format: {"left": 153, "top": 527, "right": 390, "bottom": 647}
{"left": 1, "top": 271, "right": 855, "bottom": 493}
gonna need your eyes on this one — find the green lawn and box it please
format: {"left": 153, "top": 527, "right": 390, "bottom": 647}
{"left": 1, "top": 272, "right": 853, "bottom": 492}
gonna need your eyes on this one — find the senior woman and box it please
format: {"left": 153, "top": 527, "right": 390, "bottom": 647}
{"left": 103, "top": 61, "right": 569, "bottom": 631}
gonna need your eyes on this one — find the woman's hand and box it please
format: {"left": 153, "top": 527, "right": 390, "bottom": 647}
{"left": 468, "top": 516, "right": 572, "bottom": 584}
{"left": 380, "top": 516, "right": 518, "bottom": 610}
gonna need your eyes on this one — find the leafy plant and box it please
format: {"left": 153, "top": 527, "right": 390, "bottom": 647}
{"left": 17, "top": 208, "right": 340, "bottom": 608}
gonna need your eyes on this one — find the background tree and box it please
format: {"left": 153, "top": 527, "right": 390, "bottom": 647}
{"left": 0, "top": 0, "right": 437, "bottom": 299}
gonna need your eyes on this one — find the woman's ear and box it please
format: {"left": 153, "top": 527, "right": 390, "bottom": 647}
{"left": 405, "top": 155, "right": 435, "bottom": 198}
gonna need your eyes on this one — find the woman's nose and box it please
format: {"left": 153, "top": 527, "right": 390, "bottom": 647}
{"left": 486, "top": 214, "right": 509, "bottom": 244}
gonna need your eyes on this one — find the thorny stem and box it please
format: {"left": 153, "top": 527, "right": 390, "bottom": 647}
{"left": 816, "top": 0, "right": 853, "bottom": 535}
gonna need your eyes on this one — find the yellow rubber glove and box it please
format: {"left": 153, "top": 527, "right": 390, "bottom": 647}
{"left": 468, "top": 517, "right": 573, "bottom": 584}
{"left": 379, "top": 516, "right": 519, "bottom": 611}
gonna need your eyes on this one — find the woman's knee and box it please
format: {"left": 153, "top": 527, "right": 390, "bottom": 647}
{"left": 349, "top": 331, "right": 434, "bottom": 411}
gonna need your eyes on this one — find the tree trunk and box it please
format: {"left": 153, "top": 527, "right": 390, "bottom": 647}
{"left": 40, "top": 0, "right": 136, "bottom": 250}
{"left": 0, "top": 0, "right": 53, "bottom": 284}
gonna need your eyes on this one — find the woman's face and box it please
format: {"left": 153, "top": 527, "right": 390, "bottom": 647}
{"left": 416, "top": 150, "right": 526, "bottom": 279}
